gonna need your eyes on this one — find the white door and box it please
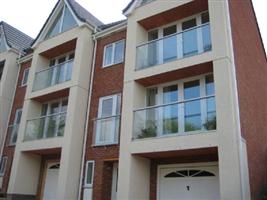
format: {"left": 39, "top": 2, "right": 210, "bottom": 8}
{"left": 43, "top": 162, "right": 60, "bottom": 200}
{"left": 159, "top": 166, "right": 220, "bottom": 200}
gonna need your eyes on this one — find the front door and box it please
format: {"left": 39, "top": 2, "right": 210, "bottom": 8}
{"left": 43, "top": 162, "right": 60, "bottom": 200}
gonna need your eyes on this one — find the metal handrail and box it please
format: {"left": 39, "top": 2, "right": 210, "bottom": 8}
{"left": 27, "top": 112, "right": 67, "bottom": 122}
{"left": 136, "top": 23, "right": 210, "bottom": 48}
{"left": 35, "top": 59, "right": 74, "bottom": 75}
{"left": 134, "top": 95, "right": 215, "bottom": 112}
{"left": 92, "top": 115, "right": 121, "bottom": 121}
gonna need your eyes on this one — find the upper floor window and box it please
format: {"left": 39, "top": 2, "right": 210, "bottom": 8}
{"left": 9, "top": 108, "right": 22, "bottom": 145}
{"left": 0, "top": 60, "right": 5, "bottom": 80}
{"left": 103, "top": 40, "right": 125, "bottom": 67}
{"left": 0, "top": 35, "right": 7, "bottom": 53}
{"left": 0, "top": 156, "right": 7, "bottom": 177}
{"left": 21, "top": 68, "right": 30, "bottom": 86}
{"left": 46, "top": 5, "right": 77, "bottom": 39}
{"left": 136, "top": 12, "right": 211, "bottom": 70}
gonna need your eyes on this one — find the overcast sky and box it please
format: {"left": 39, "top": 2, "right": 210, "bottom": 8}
{"left": 0, "top": 0, "right": 266, "bottom": 51}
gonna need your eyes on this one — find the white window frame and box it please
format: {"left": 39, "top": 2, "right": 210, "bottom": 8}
{"left": 102, "top": 40, "right": 125, "bottom": 68}
{"left": 84, "top": 160, "right": 95, "bottom": 188}
{"left": 95, "top": 94, "right": 121, "bottom": 145}
{"left": 45, "top": 4, "right": 78, "bottom": 39}
{"left": 21, "top": 68, "right": 30, "bottom": 86}
{"left": 9, "top": 108, "right": 23, "bottom": 145}
{"left": 143, "top": 11, "right": 209, "bottom": 66}
{"left": 49, "top": 51, "right": 75, "bottom": 86}
{"left": 41, "top": 98, "right": 68, "bottom": 139}
{"left": 144, "top": 73, "right": 214, "bottom": 136}
{"left": 0, "top": 157, "right": 7, "bottom": 177}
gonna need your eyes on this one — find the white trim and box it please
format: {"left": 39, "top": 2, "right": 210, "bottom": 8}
{"left": 102, "top": 39, "right": 125, "bottom": 68}
{"left": 156, "top": 162, "right": 218, "bottom": 200}
{"left": 32, "top": 0, "right": 82, "bottom": 48}
{"left": 20, "top": 67, "right": 30, "bottom": 87}
{"left": 94, "top": 23, "right": 127, "bottom": 39}
{"left": 84, "top": 160, "right": 95, "bottom": 188}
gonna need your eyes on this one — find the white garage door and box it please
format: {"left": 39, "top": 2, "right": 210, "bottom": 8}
{"left": 159, "top": 166, "right": 220, "bottom": 200}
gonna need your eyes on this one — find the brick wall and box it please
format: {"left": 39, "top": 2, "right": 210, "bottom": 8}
{"left": 0, "top": 60, "right": 31, "bottom": 194}
{"left": 228, "top": 0, "right": 267, "bottom": 199}
{"left": 83, "top": 30, "right": 126, "bottom": 200}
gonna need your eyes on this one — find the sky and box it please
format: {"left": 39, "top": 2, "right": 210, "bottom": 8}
{"left": 0, "top": 0, "right": 266, "bottom": 52}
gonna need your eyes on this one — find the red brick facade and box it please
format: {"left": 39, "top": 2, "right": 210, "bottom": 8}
{"left": 83, "top": 30, "right": 126, "bottom": 200}
{"left": 0, "top": 60, "right": 31, "bottom": 194}
{"left": 228, "top": 0, "right": 267, "bottom": 199}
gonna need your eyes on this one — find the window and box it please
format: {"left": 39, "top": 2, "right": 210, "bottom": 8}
{"left": 103, "top": 40, "right": 125, "bottom": 67}
{"left": 0, "top": 60, "right": 5, "bottom": 80}
{"left": 46, "top": 5, "right": 77, "bottom": 38}
{"left": 165, "top": 169, "right": 215, "bottom": 178}
{"left": 85, "top": 161, "right": 95, "bottom": 188}
{"left": 95, "top": 94, "right": 121, "bottom": 145}
{"left": 9, "top": 108, "right": 22, "bottom": 145}
{"left": 48, "top": 52, "right": 74, "bottom": 85}
{"left": 41, "top": 99, "right": 68, "bottom": 138}
{"left": 0, "top": 157, "right": 7, "bottom": 176}
{"left": 144, "top": 74, "right": 216, "bottom": 135}
{"left": 0, "top": 34, "right": 7, "bottom": 53}
{"left": 21, "top": 68, "right": 30, "bottom": 86}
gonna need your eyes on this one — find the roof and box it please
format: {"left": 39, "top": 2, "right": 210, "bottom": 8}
{"left": 67, "top": 0, "right": 103, "bottom": 27}
{"left": 123, "top": 0, "right": 135, "bottom": 14}
{"left": 98, "top": 19, "right": 127, "bottom": 30}
{"left": 32, "top": 0, "right": 104, "bottom": 47}
{"left": 0, "top": 21, "right": 33, "bottom": 52}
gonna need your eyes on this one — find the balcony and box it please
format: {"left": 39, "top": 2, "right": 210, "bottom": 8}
{"left": 92, "top": 115, "right": 120, "bottom": 146}
{"left": 7, "top": 124, "right": 19, "bottom": 145}
{"left": 24, "top": 112, "right": 66, "bottom": 141}
{"left": 136, "top": 23, "right": 211, "bottom": 70}
{"left": 32, "top": 59, "right": 73, "bottom": 92}
{"left": 133, "top": 95, "right": 216, "bottom": 140}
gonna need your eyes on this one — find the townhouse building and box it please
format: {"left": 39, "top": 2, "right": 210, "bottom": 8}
{"left": 0, "top": 22, "right": 33, "bottom": 158}
{"left": 0, "top": 0, "right": 266, "bottom": 200}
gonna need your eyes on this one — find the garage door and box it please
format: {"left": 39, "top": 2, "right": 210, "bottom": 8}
{"left": 158, "top": 166, "right": 220, "bottom": 200}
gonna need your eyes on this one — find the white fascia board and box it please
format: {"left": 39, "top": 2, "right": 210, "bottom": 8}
{"left": 94, "top": 22, "right": 127, "bottom": 39}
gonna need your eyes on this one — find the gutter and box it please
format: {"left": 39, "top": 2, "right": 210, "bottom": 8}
{"left": 77, "top": 27, "right": 98, "bottom": 200}
{"left": 93, "top": 21, "right": 127, "bottom": 39}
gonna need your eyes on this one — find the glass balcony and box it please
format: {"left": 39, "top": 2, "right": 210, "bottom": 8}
{"left": 136, "top": 23, "right": 211, "bottom": 70}
{"left": 7, "top": 124, "right": 19, "bottom": 145}
{"left": 92, "top": 115, "right": 120, "bottom": 146}
{"left": 25, "top": 112, "right": 67, "bottom": 141}
{"left": 133, "top": 95, "right": 216, "bottom": 140}
{"left": 32, "top": 59, "right": 73, "bottom": 91}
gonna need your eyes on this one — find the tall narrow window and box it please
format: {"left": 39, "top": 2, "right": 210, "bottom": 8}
{"left": 0, "top": 35, "right": 7, "bottom": 53}
{"left": 103, "top": 40, "right": 125, "bottom": 67}
{"left": 163, "top": 25, "right": 177, "bottom": 62}
{"left": 9, "top": 108, "right": 22, "bottom": 145}
{"left": 85, "top": 161, "right": 95, "bottom": 188}
{"left": 21, "top": 68, "right": 30, "bottom": 86}
{"left": 201, "top": 12, "right": 211, "bottom": 51}
{"left": 95, "top": 94, "right": 121, "bottom": 144}
{"left": 182, "top": 18, "right": 198, "bottom": 56}
{"left": 184, "top": 80, "right": 201, "bottom": 132}
{"left": 0, "top": 157, "right": 7, "bottom": 176}
{"left": 0, "top": 60, "right": 5, "bottom": 80}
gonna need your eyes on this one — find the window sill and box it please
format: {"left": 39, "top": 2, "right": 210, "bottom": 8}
{"left": 102, "top": 61, "right": 124, "bottom": 69}
{"left": 92, "top": 142, "right": 118, "bottom": 147}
